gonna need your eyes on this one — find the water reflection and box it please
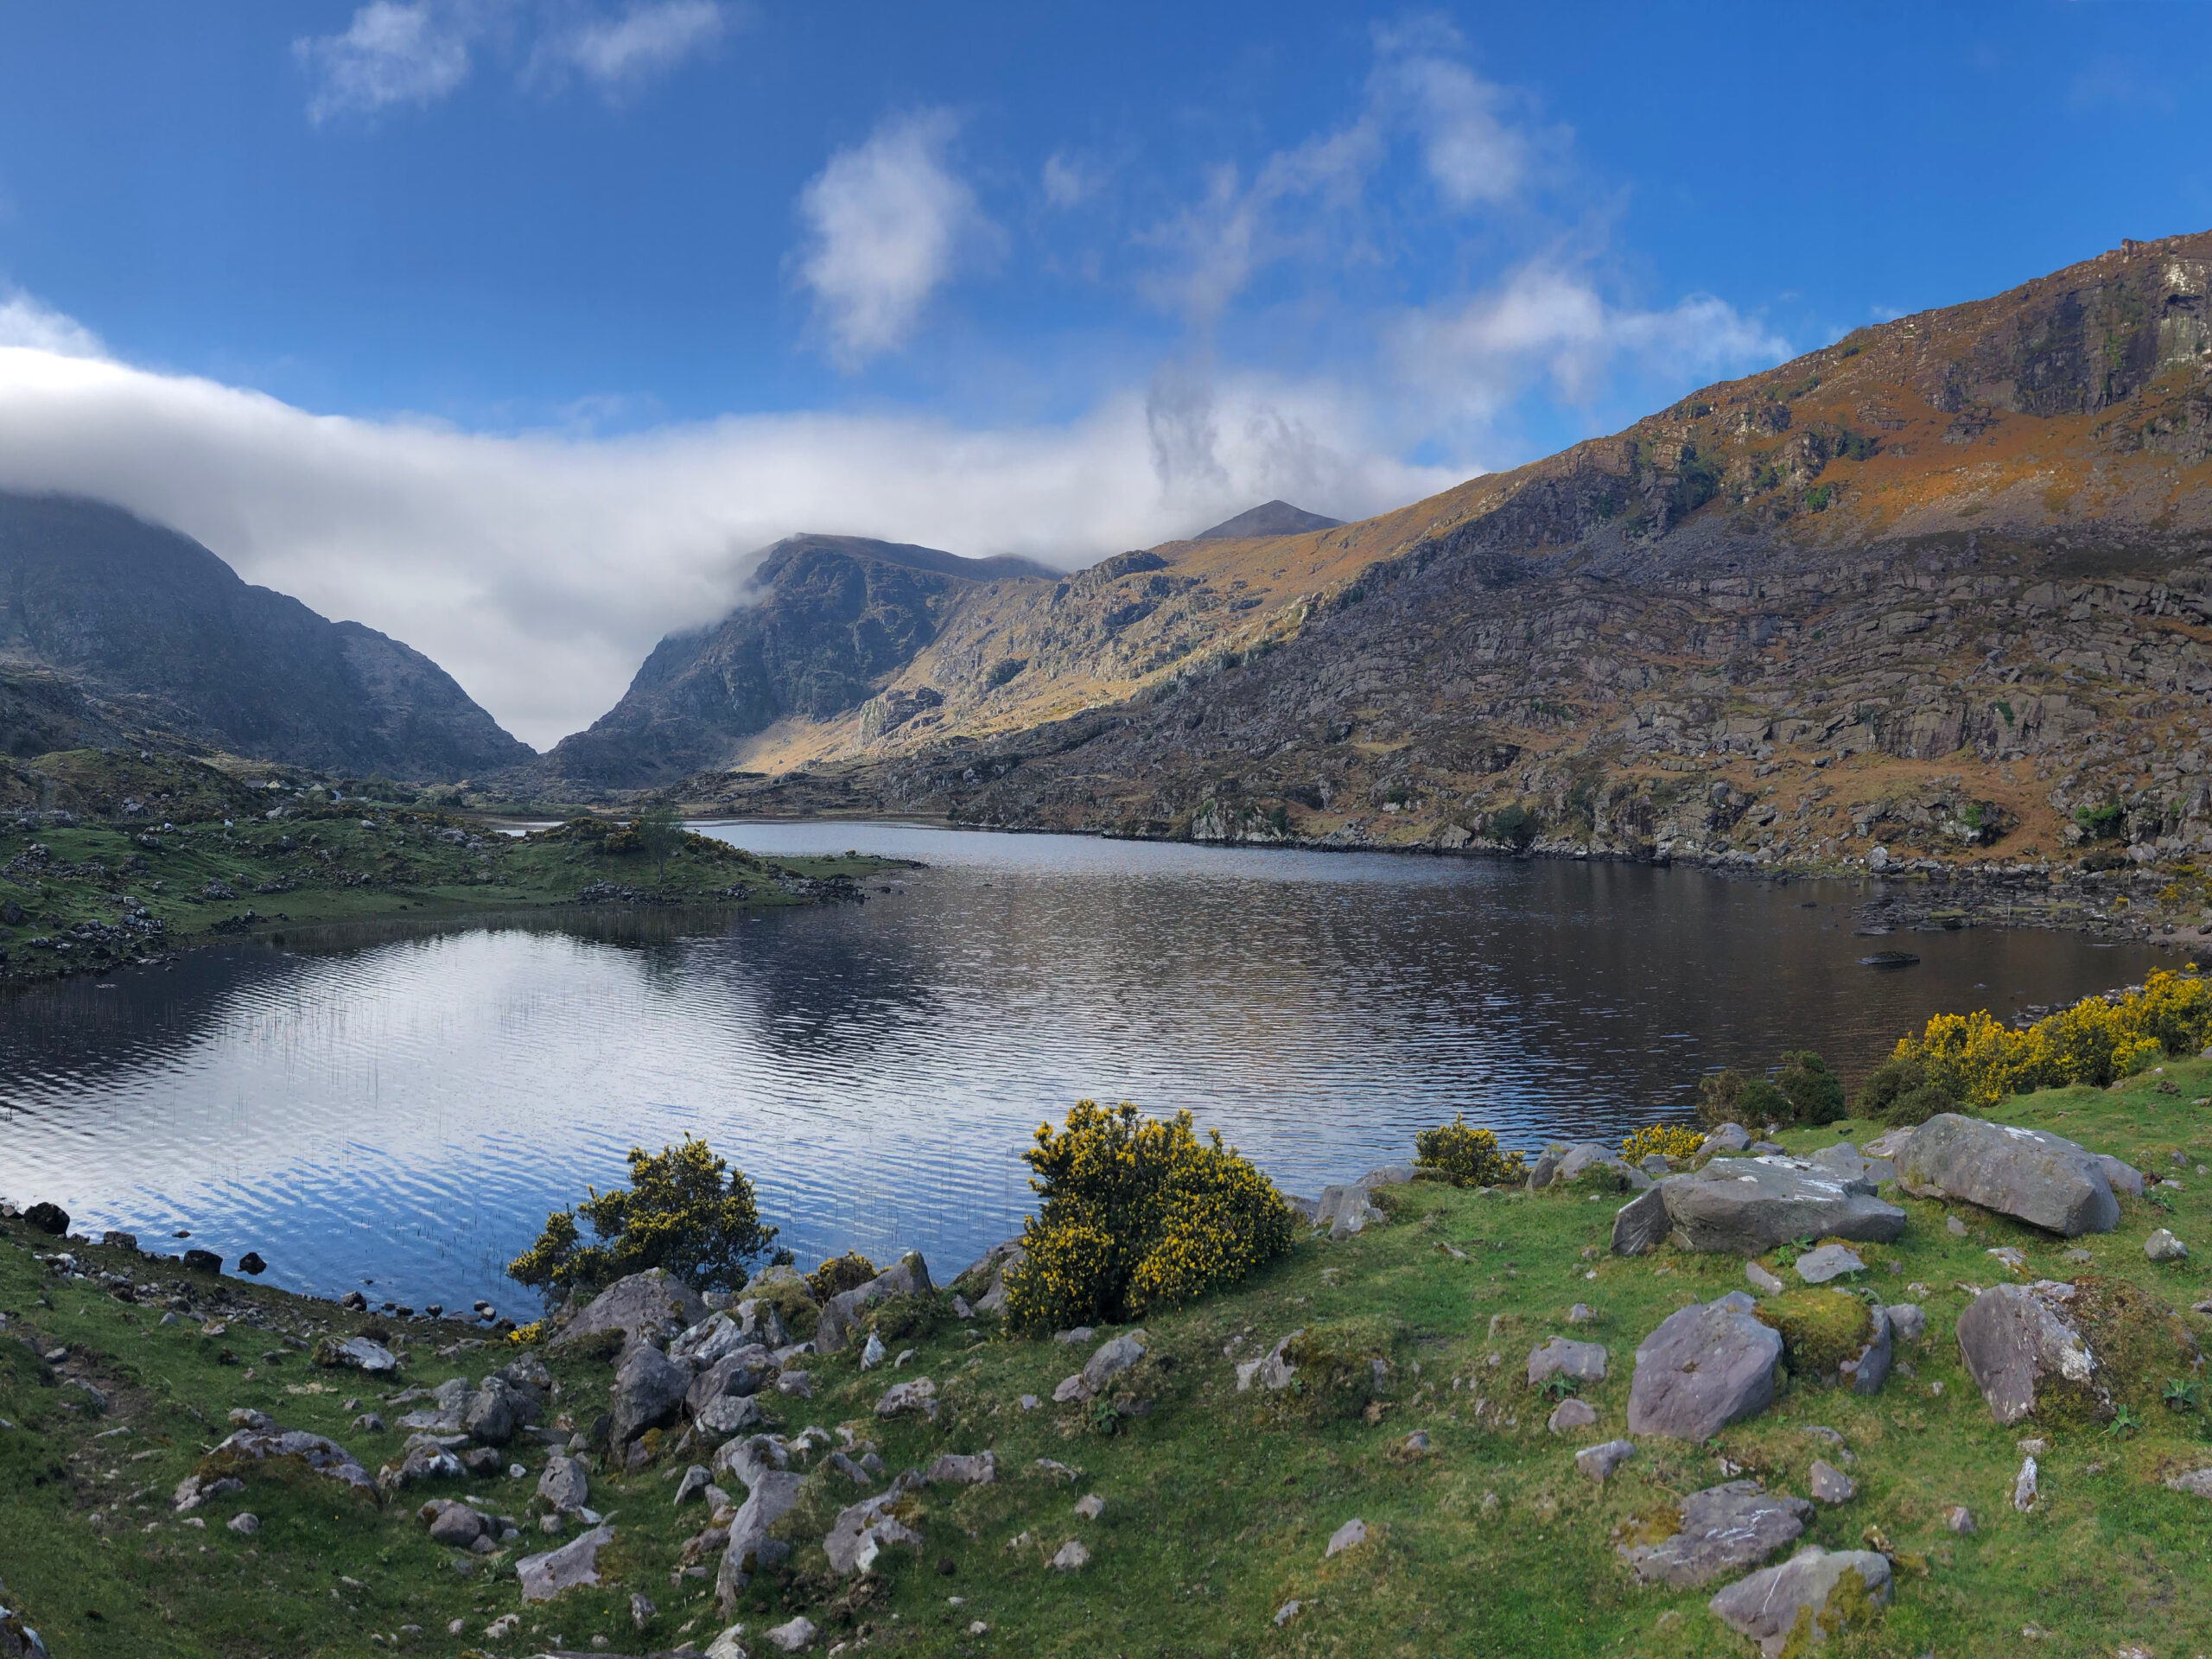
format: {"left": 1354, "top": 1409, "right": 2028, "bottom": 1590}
{"left": 0, "top": 823, "right": 2182, "bottom": 1313}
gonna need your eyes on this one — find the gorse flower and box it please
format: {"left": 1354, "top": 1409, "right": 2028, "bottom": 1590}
{"left": 507, "top": 1135, "right": 777, "bottom": 1299}
{"left": 1620, "top": 1123, "right": 1705, "bottom": 1163}
{"left": 1412, "top": 1116, "right": 1526, "bottom": 1187}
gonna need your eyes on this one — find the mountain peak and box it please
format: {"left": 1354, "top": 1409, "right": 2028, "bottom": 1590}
{"left": 1193, "top": 500, "right": 1344, "bottom": 540}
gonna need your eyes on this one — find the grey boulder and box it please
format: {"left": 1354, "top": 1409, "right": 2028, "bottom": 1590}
{"left": 717, "top": 1469, "right": 805, "bottom": 1611}
{"left": 1081, "top": 1332, "right": 1147, "bottom": 1395}
{"left": 552, "top": 1268, "right": 709, "bottom": 1351}
{"left": 537, "top": 1454, "right": 588, "bottom": 1514}
{"left": 1610, "top": 1185, "right": 1670, "bottom": 1256}
{"left": 1618, "top": 1481, "right": 1811, "bottom": 1588}
{"left": 314, "top": 1335, "right": 400, "bottom": 1374}
{"left": 1808, "top": 1142, "right": 1895, "bottom": 1186}
{"left": 1635, "top": 1158, "right": 1904, "bottom": 1256}
{"left": 957, "top": 1239, "right": 1025, "bottom": 1315}
{"left": 517, "top": 1522, "right": 614, "bottom": 1602}
{"left": 696, "top": 1393, "right": 764, "bottom": 1436}
{"left": 687, "top": 1344, "right": 776, "bottom": 1414}
{"left": 1313, "top": 1167, "right": 1409, "bottom": 1237}
{"left": 1533, "top": 1142, "right": 1653, "bottom": 1193}
{"left": 1791, "top": 1243, "right": 1863, "bottom": 1285}
{"left": 1707, "top": 1547, "right": 1891, "bottom": 1657}
{"left": 463, "top": 1376, "right": 520, "bottom": 1446}
{"left": 1527, "top": 1337, "right": 1608, "bottom": 1388}
{"left": 1627, "top": 1292, "right": 1782, "bottom": 1440}
{"left": 1700, "top": 1122, "right": 1751, "bottom": 1155}
{"left": 814, "top": 1253, "right": 932, "bottom": 1355}
{"left": 2096, "top": 1155, "right": 2146, "bottom": 1198}
{"left": 608, "top": 1342, "right": 692, "bottom": 1446}
{"left": 1895, "top": 1115, "right": 2119, "bottom": 1236}
{"left": 1838, "top": 1305, "right": 1892, "bottom": 1396}
{"left": 1954, "top": 1281, "right": 2099, "bottom": 1426}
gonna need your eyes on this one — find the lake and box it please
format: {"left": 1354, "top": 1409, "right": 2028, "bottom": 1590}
{"left": 0, "top": 823, "right": 2179, "bottom": 1314}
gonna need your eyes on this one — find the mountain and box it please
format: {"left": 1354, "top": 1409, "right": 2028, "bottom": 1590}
{"left": 639, "top": 230, "right": 2212, "bottom": 888}
{"left": 534, "top": 533, "right": 1059, "bottom": 788}
{"left": 0, "top": 491, "right": 532, "bottom": 779}
{"left": 1194, "top": 499, "right": 1344, "bottom": 539}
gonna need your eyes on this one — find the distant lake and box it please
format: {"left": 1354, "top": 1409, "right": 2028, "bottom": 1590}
{"left": 0, "top": 823, "right": 2177, "bottom": 1314}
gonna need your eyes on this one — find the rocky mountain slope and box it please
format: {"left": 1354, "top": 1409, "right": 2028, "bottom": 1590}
{"left": 0, "top": 492, "right": 532, "bottom": 779}
{"left": 641, "top": 232, "right": 2212, "bottom": 919}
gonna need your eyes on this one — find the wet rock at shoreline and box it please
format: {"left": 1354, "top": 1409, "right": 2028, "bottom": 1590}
{"left": 1896, "top": 1116, "right": 2119, "bottom": 1236}
{"left": 1627, "top": 1293, "right": 1782, "bottom": 1440}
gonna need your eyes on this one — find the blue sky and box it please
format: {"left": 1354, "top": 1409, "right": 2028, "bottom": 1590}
{"left": 0, "top": 2, "right": 2205, "bottom": 744}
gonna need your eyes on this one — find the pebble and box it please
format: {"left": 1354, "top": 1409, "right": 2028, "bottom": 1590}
{"left": 1944, "top": 1505, "right": 1974, "bottom": 1534}
{"left": 1274, "top": 1600, "right": 1300, "bottom": 1627}
{"left": 1018, "top": 1395, "right": 1039, "bottom": 1411}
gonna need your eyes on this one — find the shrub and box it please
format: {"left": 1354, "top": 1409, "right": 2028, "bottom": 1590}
{"left": 1620, "top": 1123, "right": 1705, "bottom": 1163}
{"left": 806, "top": 1251, "right": 879, "bottom": 1302}
{"left": 1775, "top": 1051, "right": 1847, "bottom": 1125}
{"left": 1853, "top": 1052, "right": 1961, "bottom": 1126}
{"left": 1487, "top": 803, "right": 1539, "bottom": 850}
{"left": 1000, "top": 1101, "right": 1294, "bottom": 1334}
{"left": 1414, "top": 1115, "right": 1527, "bottom": 1187}
{"left": 508, "top": 1135, "right": 778, "bottom": 1300}
{"left": 1695, "top": 1068, "right": 1789, "bottom": 1130}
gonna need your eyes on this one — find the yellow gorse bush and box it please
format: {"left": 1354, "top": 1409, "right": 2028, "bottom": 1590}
{"left": 1620, "top": 1123, "right": 1706, "bottom": 1163}
{"left": 1412, "top": 1115, "right": 1526, "bottom": 1187}
{"left": 1885, "top": 966, "right": 2212, "bottom": 1109}
{"left": 1001, "top": 1100, "right": 1295, "bottom": 1335}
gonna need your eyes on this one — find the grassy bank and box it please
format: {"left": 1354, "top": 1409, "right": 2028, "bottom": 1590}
{"left": 1, "top": 750, "right": 903, "bottom": 988}
{"left": 3, "top": 1074, "right": 2209, "bottom": 1657}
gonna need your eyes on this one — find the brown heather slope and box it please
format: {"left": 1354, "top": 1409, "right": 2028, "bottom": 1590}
{"left": 654, "top": 232, "right": 2212, "bottom": 931}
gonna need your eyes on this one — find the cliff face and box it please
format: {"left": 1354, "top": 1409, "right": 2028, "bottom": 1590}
{"left": 0, "top": 492, "right": 532, "bottom": 779}
{"left": 656, "top": 232, "right": 2212, "bottom": 893}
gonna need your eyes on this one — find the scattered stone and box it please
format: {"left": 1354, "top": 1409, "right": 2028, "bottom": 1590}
{"left": 1618, "top": 1481, "right": 1811, "bottom": 1588}
{"left": 2013, "top": 1455, "right": 2038, "bottom": 1513}
{"left": 23, "top": 1202, "right": 69, "bottom": 1236}
{"left": 419, "top": 1498, "right": 489, "bottom": 1548}
{"left": 823, "top": 1488, "right": 924, "bottom": 1575}
{"left": 1053, "top": 1327, "right": 1096, "bottom": 1345}
{"left": 1074, "top": 1494, "right": 1104, "bottom": 1520}
{"left": 670, "top": 1312, "right": 746, "bottom": 1367}
{"left": 1808, "top": 1460, "right": 1855, "bottom": 1503}
{"left": 1274, "top": 1599, "right": 1301, "bottom": 1627}
{"left": 517, "top": 1523, "right": 613, "bottom": 1602}
{"left": 1324, "top": 1517, "right": 1367, "bottom": 1557}
{"left": 1896, "top": 1115, "right": 2120, "bottom": 1236}
{"left": 1527, "top": 1337, "right": 1608, "bottom": 1388}
{"left": 1955, "top": 1281, "right": 2097, "bottom": 1426}
{"left": 349, "top": 1413, "right": 385, "bottom": 1433}
{"left": 925, "top": 1451, "right": 995, "bottom": 1486}
{"left": 1885, "top": 1304, "right": 1926, "bottom": 1344}
{"left": 537, "top": 1455, "right": 589, "bottom": 1514}
{"left": 764, "top": 1614, "right": 817, "bottom": 1651}
{"left": 1808, "top": 1142, "right": 1895, "bottom": 1186}
{"left": 1840, "top": 1304, "right": 1893, "bottom": 1397}
{"left": 1050, "top": 1539, "right": 1090, "bottom": 1571}
{"left": 875, "top": 1377, "right": 937, "bottom": 1420}
{"left": 1575, "top": 1440, "right": 1636, "bottom": 1482}
{"left": 1793, "top": 1244, "right": 1864, "bottom": 1285}
{"left": 550, "top": 1268, "right": 709, "bottom": 1352}
{"left": 629, "top": 1592, "right": 656, "bottom": 1632}
{"left": 1701, "top": 1123, "right": 1751, "bottom": 1155}
{"left": 675, "top": 1465, "right": 712, "bottom": 1506}
{"left": 1609, "top": 1185, "right": 1670, "bottom": 1255}
{"left": 1946, "top": 1216, "right": 1968, "bottom": 1237}
{"left": 2163, "top": 1467, "right": 2212, "bottom": 1499}
{"left": 2095, "top": 1155, "right": 2146, "bottom": 1198}
{"left": 774, "top": 1371, "right": 811, "bottom": 1400}
{"left": 1017, "top": 1394, "right": 1039, "bottom": 1411}
{"left": 861, "top": 1332, "right": 887, "bottom": 1370}
{"left": 1707, "top": 1547, "right": 1891, "bottom": 1657}
{"left": 1081, "top": 1332, "right": 1147, "bottom": 1395}
{"left": 1745, "top": 1262, "right": 1785, "bottom": 1295}
{"left": 312, "top": 1336, "right": 400, "bottom": 1375}
{"left": 1986, "top": 1246, "right": 2026, "bottom": 1274}
{"left": 609, "top": 1343, "right": 691, "bottom": 1447}
{"left": 1566, "top": 1303, "right": 1595, "bottom": 1325}
{"left": 1235, "top": 1332, "right": 1299, "bottom": 1393}
{"left": 716, "top": 1466, "right": 805, "bottom": 1612}
{"left": 2145, "top": 1228, "right": 2189, "bottom": 1262}
{"left": 696, "top": 1393, "right": 764, "bottom": 1437}
{"left": 226, "top": 1511, "right": 259, "bottom": 1535}
{"left": 1547, "top": 1397, "right": 1597, "bottom": 1434}
{"left": 1633, "top": 1158, "right": 1904, "bottom": 1256}
{"left": 1943, "top": 1505, "right": 1974, "bottom": 1534}
{"left": 1627, "top": 1293, "right": 1783, "bottom": 1440}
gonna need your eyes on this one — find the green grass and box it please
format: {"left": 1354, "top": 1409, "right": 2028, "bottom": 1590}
{"left": 4, "top": 1077, "right": 2212, "bottom": 1656}
{"left": 1, "top": 780, "right": 901, "bottom": 987}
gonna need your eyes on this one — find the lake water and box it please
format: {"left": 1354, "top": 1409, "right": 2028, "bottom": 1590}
{"left": 0, "top": 823, "right": 2179, "bottom": 1314}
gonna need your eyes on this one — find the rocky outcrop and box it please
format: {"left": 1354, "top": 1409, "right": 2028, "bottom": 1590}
{"left": 1618, "top": 1481, "right": 1812, "bottom": 1588}
{"left": 1614, "top": 1157, "right": 1905, "bottom": 1256}
{"left": 1896, "top": 1116, "right": 2120, "bottom": 1236}
{"left": 1627, "top": 1292, "right": 1783, "bottom": 1440}
{"left": 608, "top": 1342, "right": 691, "bottom": 1446}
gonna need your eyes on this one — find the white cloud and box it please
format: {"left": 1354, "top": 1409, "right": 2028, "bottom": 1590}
{"left": 0, "top": 313, "right": 1446, "bottom": 749}
{"left": 1041, "top": 151, "right": 1103, "bottom": 209}
{"left": 529, "top": 0, "right": 725, "bottom": 92}
{"left": 296, "top": 1, "right": 478, "bottom": 123}
{"left": 1379, "top": 49, "right": 1526, "bottom": 208}
{"left": 0, "top": 290, "right": 105, "bottom": 358}
{"left": 795, "top": 111, "right": 1001, "bottom": 372}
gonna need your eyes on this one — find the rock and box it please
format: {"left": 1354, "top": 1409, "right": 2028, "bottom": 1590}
{"left": 608, "top": 1342, "right": 690, "bottom": 1447}
{"left": 823, "top": 1489, "right": 924, "bottom": 1575}
{"left": 463, "top": 1377, "right": 519, "bottom": 1446}
{"left": 226, "top": 1511, "right": 259, "bottom": 1535}
{"left": 1081, "top": 1332, "right": 1147, "bottom": 1394}
{"left": 696, "top": 1394, "right": 763, "bottom": 1436}
{"left": 1312, "top": 1180, "right": 1389, "bottom": 1238}
{"left": 1986, "top": 1245, "right": 2025, "bottom": 1274}
{"left": 1627, "top": 1292, "right": 1782, "bottom": 1441}
{"left": 1885, "top": 1303, "right": 1926, "bottom": 1344}
{"left": 1895, "top": 1115, "right": 2119, "bottom": 1236}
{"left": 957, "top": 1239, "right": 1025, "bottom": 1315}
{"left": 1745, "top": 1261, "right": 1785, "bottom": 1295}
{"left": 1860, "top": 1126, "right": 1914, "bottom": 1159}
{"left": 1707, "top": 1548, "right": 1891, "bottom": 1656}
{"left": 420, "top": 1498, "right": 488, "bottom": 1547}
{"left": 1547, "top": 1397, "right": 1597, "bottom": 1434}
{"left": 861, "top": 1332, "right": 887, "bottom": 1370}
{"left": 537, "top": 1454, "right": 589, "bottom": 1514}
{"left": 22, "top": 1202, "right": 68, "bottom": 1236}
{"left": 173, "top": 1473, "right": 243, "bottom": 1512}
{"left": 1618, "top": 1481, "right": 1811, "bottom": 1587}
{"left": 1046, "top": 1537, "right": 1091, "bottom": 1571}
{"left": 2013, "top": 1454, "right": 2038, "bottom": 1512}
{"left": 1575, "top": 1440, "right": 1636, "bottom": 1482}
{"left": 1946, "top": 1215, "right": 1968, "bottom": 1236}
{"left": 704, "top": 1625, "right": 748, "bottom": 1659}
{"left": 378, "top": 1439, "right": 464, "bottom": 1495}
{"left": 1274, "top": 1599, "right": 1301, "bottom": 1627}
{"left": 2145, "top": 1228, "right": 2189, "bottom": 1262}
{"left": 1792, "top": 1243, "right": 1864, "bottom": 1284}
{"left": 1808, "top": 1460, "right": 1855, "bottom": 1503}
{"left": 1839, "top": 1306, "right": 1892, "bottom": 1396}
{"left": 1954, "top": 1281, "right": 2097, "bottom": 1426}
{"left": 629, "top": 1590, "right": 657, "bottom": 1631}
{"left": 236, "top": 1251, "right": 267, "bottom": 1275}
{"left": 1527, "top": 1337, "right": 1608, "bottom": 1388}
{"left": 716, "top": 1469, "right": 805, "bottom": 1612}
{"left": 1567, "top": 1302, "right": 1595, "bottom": 1325}
{"left": 551, "top": 1269, "right": 709, "bottom": 1352}
{"left": 2163, "top": 1467, "right": 2212, "bottom": 1498}
{"left": 1324, "top": 1518, "right": 1366, "bottom": 1557}
{"left": 1642, "top": 1158, "right": 1905, "bottom": 1256}
{"left": 815, "top": 1253, "right": 932, "bottom": 1355}
{"left": 197, "top": 1424, "right": 377, "bottom": 1499}
{"left": 765, "top": 1615, "right": 817, "bottom": 1651}
{"left": 1701, "top": 1123, "right": 1751, "bottom": 1155}
{"left": 671, "top": 1312, "right": 747, "bottom": 1367}
{"left": 1610, "top": 1185, "right": 1669, "bottom": 1255}
{"left": 1944, "top": 1504, "right": 1974, "bottom": 1533}
{"left": 517, "top": 1522, "right": 613, "bottom": 1601}
{"left": 925, "top": 1452, "right": 995, "bottom": 1485}
{"left": 340, "top": 1290, "right": 367, "bottom": 1311}
{"left": 1074, "top": 1493, "right": 1104, "bottom": 1520}
{"left": 675, "top": 1464, "right": 712, "bottom": 1506}
{"left": 1053, "top": 1327, "right": 1095, "bottom": 1345}
{"left": 1235, "top": 1332, "right": 1299, "bottom": 1392}
{"left": 687, "top": 1345, "right": 776, "bottom": 1414}
{"left": 2096, "top": 1155, "right": 2146, "bottom": 1198}
{"left": 874, "top": 1377, "right": 937, "bottom": 1419}
{"left": 350, "top": 1413, "right": 385, "bottom": 1433}
{"left": 1808, "top": 1143, "right": 1895, "bottom": 1186}
{"left": 312, "top": 1336, "right": 400, "bottom": 1375}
